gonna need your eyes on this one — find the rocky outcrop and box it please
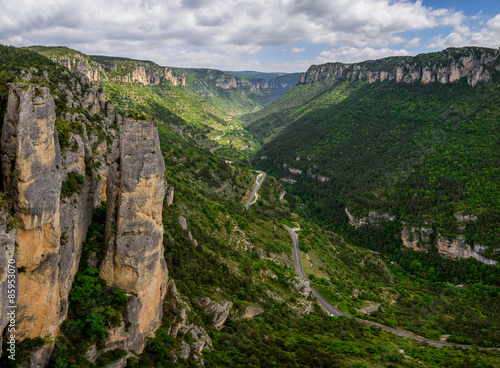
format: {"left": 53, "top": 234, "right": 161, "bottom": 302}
{"left": 0, "top": 58, "right": 171, "bottom": 366}
{"left": 166, "top": 186, "right": 175, "bottom": 206}
{"left": 403, "top": 225, "right": 497, "bottom": 265}
{"left": 60, "top": 56, "right": 103, "bottom": 83}
{"left": 299, "top": 47, "right": 500, "bottom": 87}
{"left": 164, "top": 281, "right": 212, "bottom": 365}
{"left": 100, "top": 117, "right": 168, "bottom": 357}
{"left": 114, "top": 65, "right": 185, "bottom": 86}
{"left": 0, "top": 82, "right": 110, "bottom": 366}
{"left": 436, "top": 236, "right": 496, "bottom": 265}
{"left": 242, "top": 306, "right": 264, "bottom": 319}
{"left": 401, "top": 225, "right": 497, "bottom": 265}
{"left": 195, "top": 296, "right": 232, "bottom": 330}
{"left": 291, "top": 277, "right": 312, "bottom": 298}
{"left": 345, "top": 208, "right": 395, "bottom": 228}
{"left": 401, "top": 226, "right": 434, "bottom": 250}
{"left": 347, "top": 206, "right": 497, "bottom": 265}
{"left": 51, "top": 51, "right": 185, "bottom": 87}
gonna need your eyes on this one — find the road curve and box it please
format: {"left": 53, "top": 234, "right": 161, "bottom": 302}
{"left": 244, "top": 171, "right": 266, "bottom": 210}
{"left": 283, "top": 225, "right": 500, "bottom": 350}
{"left": 209, "top": 145, "right": 222, "bottom": 153}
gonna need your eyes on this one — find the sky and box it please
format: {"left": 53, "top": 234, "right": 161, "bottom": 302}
{"left": 0, "top": 0, "right": 499, "bottom": 73}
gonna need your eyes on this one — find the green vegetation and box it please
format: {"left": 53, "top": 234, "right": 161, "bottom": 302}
{"left": 289, "top": 220, "right": 500, "bottom": 347}
{"left": 55, "top": 118, "right": 85, "bottom": 149}
{"left": 49, "top": 205, "right": 128, "bottom": 367}
{"left": 254, "top": 72, "right": 500, "bottom": 257}
{"left": 61, "top": 172, "right": 85, "bottom": 198}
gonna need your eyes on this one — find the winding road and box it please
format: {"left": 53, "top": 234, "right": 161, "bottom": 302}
{"left": 209, "top": 145, "right": 222, "bottom": 153}
{"left": 283, "top": 225, "right": 500, "bottom": 350}
{"left": 244, "top": 171, "right": 266, "bottom": 210}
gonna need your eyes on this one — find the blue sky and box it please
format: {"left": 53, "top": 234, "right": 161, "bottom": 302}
{"left": 0, "top": 0, "right": 499, "bottom": 72}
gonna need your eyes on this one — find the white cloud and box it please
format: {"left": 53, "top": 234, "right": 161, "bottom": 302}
{"left": 282, "top": 47, "right": 306, "bottom": 54}
{"left": 317, "top": 46, "right": 412, "bottom": 64}
{"left": 406, "top": 37, "right": 421, "bottom": 48}
{"left": 429, "top": 15, "right": 500, "bottom": 49}
{"left": 0, "top": 0, "right": 478, "bottom": 71}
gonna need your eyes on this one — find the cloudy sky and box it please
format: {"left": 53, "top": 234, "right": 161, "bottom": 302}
{"left": 1, "top": 0, "right": 499, "bottom": 72}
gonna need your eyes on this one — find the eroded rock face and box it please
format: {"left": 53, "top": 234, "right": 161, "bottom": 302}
{"left": 291, "top": 277, "right": 311, "bottom": 298}
{"left": 344, "top": 208, "right": 394, "bottom": 228}
{"left": 115, "top": 65, "right": 185, "bottom": 86}
{"left": 100, "top": 118, "right": 168, "bottom": 355}
{"left": 401, "top": 226, "right": 434, "bottom": 250}
{"left": 242, "top": 306, "right": 264, "bottom": 319}
{"left": 1, "top": 84, "right": 63, "bottom": 340}
{"left": 195, "top": 296, "right": 232, "bottom": 330}
{"left": 401, "top": 225, "right": 497, "bottom": 265}
{"left": 436, "top": 236, "right": 497, "bottom": 265}
{"left": 347, "top": 205, "right": 497, "bottom": 265}
{"left": 166, "top": 186, "right": 174, "bottom": 207}
{"left": 52, "top": 54, "right": 185, "bottom": 87}
{"left": 164, "top": 281, "right": 212, "bottom": 365}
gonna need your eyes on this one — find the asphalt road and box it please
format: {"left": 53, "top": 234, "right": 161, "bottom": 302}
{"left": 283, "top": 225, "right": 500, "bottom": 350}
{"left": 209, "top": 145, "right": 222, "bottom": 153}
{"left": 244, "top": 171, "right": 266, "bottom": 210}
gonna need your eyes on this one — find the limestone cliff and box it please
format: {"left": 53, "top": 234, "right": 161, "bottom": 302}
{"left": 113, "top": 64, "right": 185, "bottom": 86}
{"left": 345, "top": 208, "right": 395, "bottom": 227}
{"left": 345, "top": 208, "right": 497, "bottom": 265}
{"left": 207, "top": 72, "right": 286, "bottom": 93}
{"left": 1, "top": 84, "right": 64, "bottom": 341}
{"left": 99, "top": 117, "right": 168, "bottom": 360}
{"left": 0, "top": 81, "right": 116, "bottom": 367}
{"left": 402, "top": 226, "right": 497, "bottom": 265}
{"left": 299, "top": 47, "right": 500, "bottom": 87}
{"left": 38, "top": 47, "right": 185, "bottom": 87}
{"left": 0, "top": 47, "right": 179, "bottom": 368}
{"left": 55, "top": 54, "right": 104, "bottom": 83}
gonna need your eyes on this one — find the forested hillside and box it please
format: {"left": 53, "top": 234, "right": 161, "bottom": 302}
{"left": 253, "top": 47, "right": 500, "bottom": 263}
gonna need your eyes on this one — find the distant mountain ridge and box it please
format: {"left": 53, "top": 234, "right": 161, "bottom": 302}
{"left": 170, "top": 67, "right": 300, "bottom": 112}
{"left": 299, "top": 47, "right": 500, "bottom": 87}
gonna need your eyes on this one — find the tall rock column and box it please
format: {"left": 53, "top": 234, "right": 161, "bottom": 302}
{"left": 1, "top": 84, "right": 63, "bottom": 340}
{"left": 100, "top": 118, "right": 168, "bottom": 354}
